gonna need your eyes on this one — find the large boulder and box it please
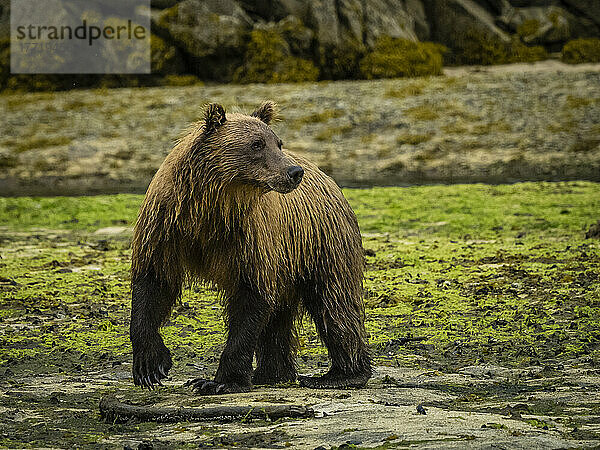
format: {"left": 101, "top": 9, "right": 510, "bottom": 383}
{"left": 233, "top": 16, "right": 318, "bottom": 83}
{"left": 300, "top": 0, "right": 420, "bottom": 47}
{"left": 150, "top": 0, "right": 179, "bottom": 9}
{"left": 562, "top": 0, "right": 600, "bottom": 27}
{"left": 237, "top": 0, "right": 306, "bottom": 21}
{"left": 157, "top": 0, "right": 252, "bottom": 80}
{"left": 151, "top": 34, "right": 185, "bottom": 74}
{"left": 298, "top": 0, "right": 422, "bottom": 78}
{"left": 363, "top": 0, "right": 419, "bottom": 45}
{"left": 406, "top": 0, "right": 430, "bottom": 40}
{"left": 306, "top": 0, "right": 351, "bottom": 48}
{"left": 499, "top": 5, "right": 599, "bottom": 46}
{"left": 424, "top": 0, "right": 511, "bottom": 63}
{"left": 499, "top": 6, "right": 571, "bottom": 44}
{"left": 0, "top": 0, "right": 8, "bottom": 41}
{"left": 425, "top": 0, "right": 512, "bottom": 41}
{"left": 507, "top": 0, "right": 560, "bottom": 6}
{"left": 249, "top": 0, "right": 424, "bottom": 45}
{"left": 262, "top": 15, "right": 314, "bottom": 55}
{"left": 478, "top": 0, "right": 513, "bottom": 15}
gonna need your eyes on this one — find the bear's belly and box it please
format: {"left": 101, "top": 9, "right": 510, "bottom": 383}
{"left": 188, "top": 234, "right": 298, "bottom": 298}
{"left": 189, "top": 244, "right": 237, "bottom": 289}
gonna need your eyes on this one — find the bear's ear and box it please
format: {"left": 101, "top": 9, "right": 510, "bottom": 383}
{"left": 251, "top": 101, "right": 277, "bottom": 125}
{"left": 203, "top": 103, "right": 227, "bottom": 135}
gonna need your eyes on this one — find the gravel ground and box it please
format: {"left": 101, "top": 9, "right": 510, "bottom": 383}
{"left": 0, "top": 61, "right": 599, "bottom": 195}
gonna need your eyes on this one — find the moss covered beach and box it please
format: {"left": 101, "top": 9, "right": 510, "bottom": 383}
{"left": 1, "top": 181, "right": 599, "bottom": 448}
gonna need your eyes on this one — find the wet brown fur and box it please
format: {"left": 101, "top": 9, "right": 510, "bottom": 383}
{"left": 130, "top": 101, "right": 371, "bottom": 391}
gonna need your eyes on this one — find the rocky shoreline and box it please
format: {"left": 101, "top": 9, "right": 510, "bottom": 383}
{"left": 1, "top": 61, "right": 599, "bottom": 196}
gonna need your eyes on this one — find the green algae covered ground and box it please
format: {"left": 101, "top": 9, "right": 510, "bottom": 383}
{"left": 1, "top": 182, "right": 600, "bottom": 448}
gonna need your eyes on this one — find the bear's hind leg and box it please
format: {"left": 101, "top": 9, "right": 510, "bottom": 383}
{"left": 187, "top": 285, "right": 271, "bottom": 395}
{"left": 299, "top": 286, "right": 372, "bottom": 389}
{"left": 130, "top": 269, "right": 179, "bottom": 389}
{"left": 253, "top": 303, "right": 299, "bottom": 385}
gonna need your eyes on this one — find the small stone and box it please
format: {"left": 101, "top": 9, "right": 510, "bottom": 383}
{"left": 137, "top": 442, "right": 153, "bottom": 450}
{"left": 585, "top": 221, "right": 600, "bottom": 239}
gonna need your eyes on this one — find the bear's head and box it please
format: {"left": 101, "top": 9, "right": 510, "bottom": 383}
{"left": 196, "top": 101, "right": 304, "bottom": 194}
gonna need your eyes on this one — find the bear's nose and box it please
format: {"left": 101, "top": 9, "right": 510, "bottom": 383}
{"left": 287, "top": 166, "right": 304, "bottom": 185}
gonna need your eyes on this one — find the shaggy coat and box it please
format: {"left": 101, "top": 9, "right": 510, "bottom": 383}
{"left": 130, "top": 102, "right": 371, "bottom": 392}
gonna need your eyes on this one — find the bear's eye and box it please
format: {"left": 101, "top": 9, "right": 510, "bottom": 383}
{"left": 251, "top": 140, "right": 264, "bottom": 151}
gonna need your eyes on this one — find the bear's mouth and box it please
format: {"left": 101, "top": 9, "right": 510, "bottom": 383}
{"left": 267, "top": 181, "right": 299, "bottom": 194}
{"left": 267, "top": 177, "right": 302, "bottom": 194}
{"left": 263, "top": 165, "right": 304, "bottom": 194}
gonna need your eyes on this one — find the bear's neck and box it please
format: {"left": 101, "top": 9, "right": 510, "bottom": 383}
{"left": 205, "top": 183, "right": 258, "bottom": 226}
{"left": 172, "top": 146, "right": 265, "bottom": 236}
{"left": 179, "top": 167, "right": 261, "bottom": 235}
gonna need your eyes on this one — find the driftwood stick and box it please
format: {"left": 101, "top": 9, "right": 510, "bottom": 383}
{"left": 99, "top": 396, "right": 314, "bottom": 423}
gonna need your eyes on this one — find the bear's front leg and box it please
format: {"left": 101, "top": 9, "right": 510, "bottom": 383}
{"left": 130, "top": 270, "right": 179, "bottom": 389}
{"left": 187, "top": 286, "right": 271, "bottom": 395}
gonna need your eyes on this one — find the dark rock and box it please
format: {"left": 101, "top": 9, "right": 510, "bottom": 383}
{"left": 154, "top": 0, "right": 598, "bottom": 75}
{"left": 585, "top": 221, "right": 600, "bottom": 239}
{"left": 0, "top": 0, "right": 8, "bottom": 40}
{"left": 480, "top": 0, "right": 512, "bottom": 16}
{"left": 137, "top": 442, "right": 153, "bottom": 450}
{"left": 508, "top": 0, "right": 560, "bottom": 6}
{"left": 232, "top": 24, "right": 318, "bottom": 83}
{"left": 284, "top": 0, "right": 420, "bottom": 52}
{"left": 0, "top": 149, "right": 17, "bottom": 169}
{"left": 262, "top": 15, "right": 314, "bottom": 55}
{"left": 156, "top": 0, "right": 252, "bottom": 81}
{"left": 424, "top": 0, "right": 511, "bottom": 62}
{"left": 151, "top": 34, "right": 185, "bottom": 75}
{"left": 406, "top": 0, "right": 430, "bottom": 39}
{"left": 4, "top": 0, "right": 600, "bottom": 90}
{"left": 362, "top": 0, "right": 419, "bottom": 46}
{"left": 499, "top": 6, "right": 574, "bottom": 45}
{"left": 562, "top": 0, "right": 600, "bottom": 27}
{"left": 304, "top": 0, "right": 348, "bottom": 48}
{"left": 150, "top": 0, "right": 179, "bottom": 8}
{"left": 239, "top": 0, "right": 303, "bottom": 21}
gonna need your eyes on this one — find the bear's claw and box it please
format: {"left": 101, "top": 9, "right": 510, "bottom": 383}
{"left": 132, "top": 342, "right": 172, "bottom": 390}
{"left": 185, "top": 378, "right": 250, "bottom": 395}
{"left": 185, "top": 378, "right": 225, "bottom": 394}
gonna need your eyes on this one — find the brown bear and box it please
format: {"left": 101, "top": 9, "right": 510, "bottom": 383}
{"left": 130, "top": 101, "right": 371, "bottom": 393}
